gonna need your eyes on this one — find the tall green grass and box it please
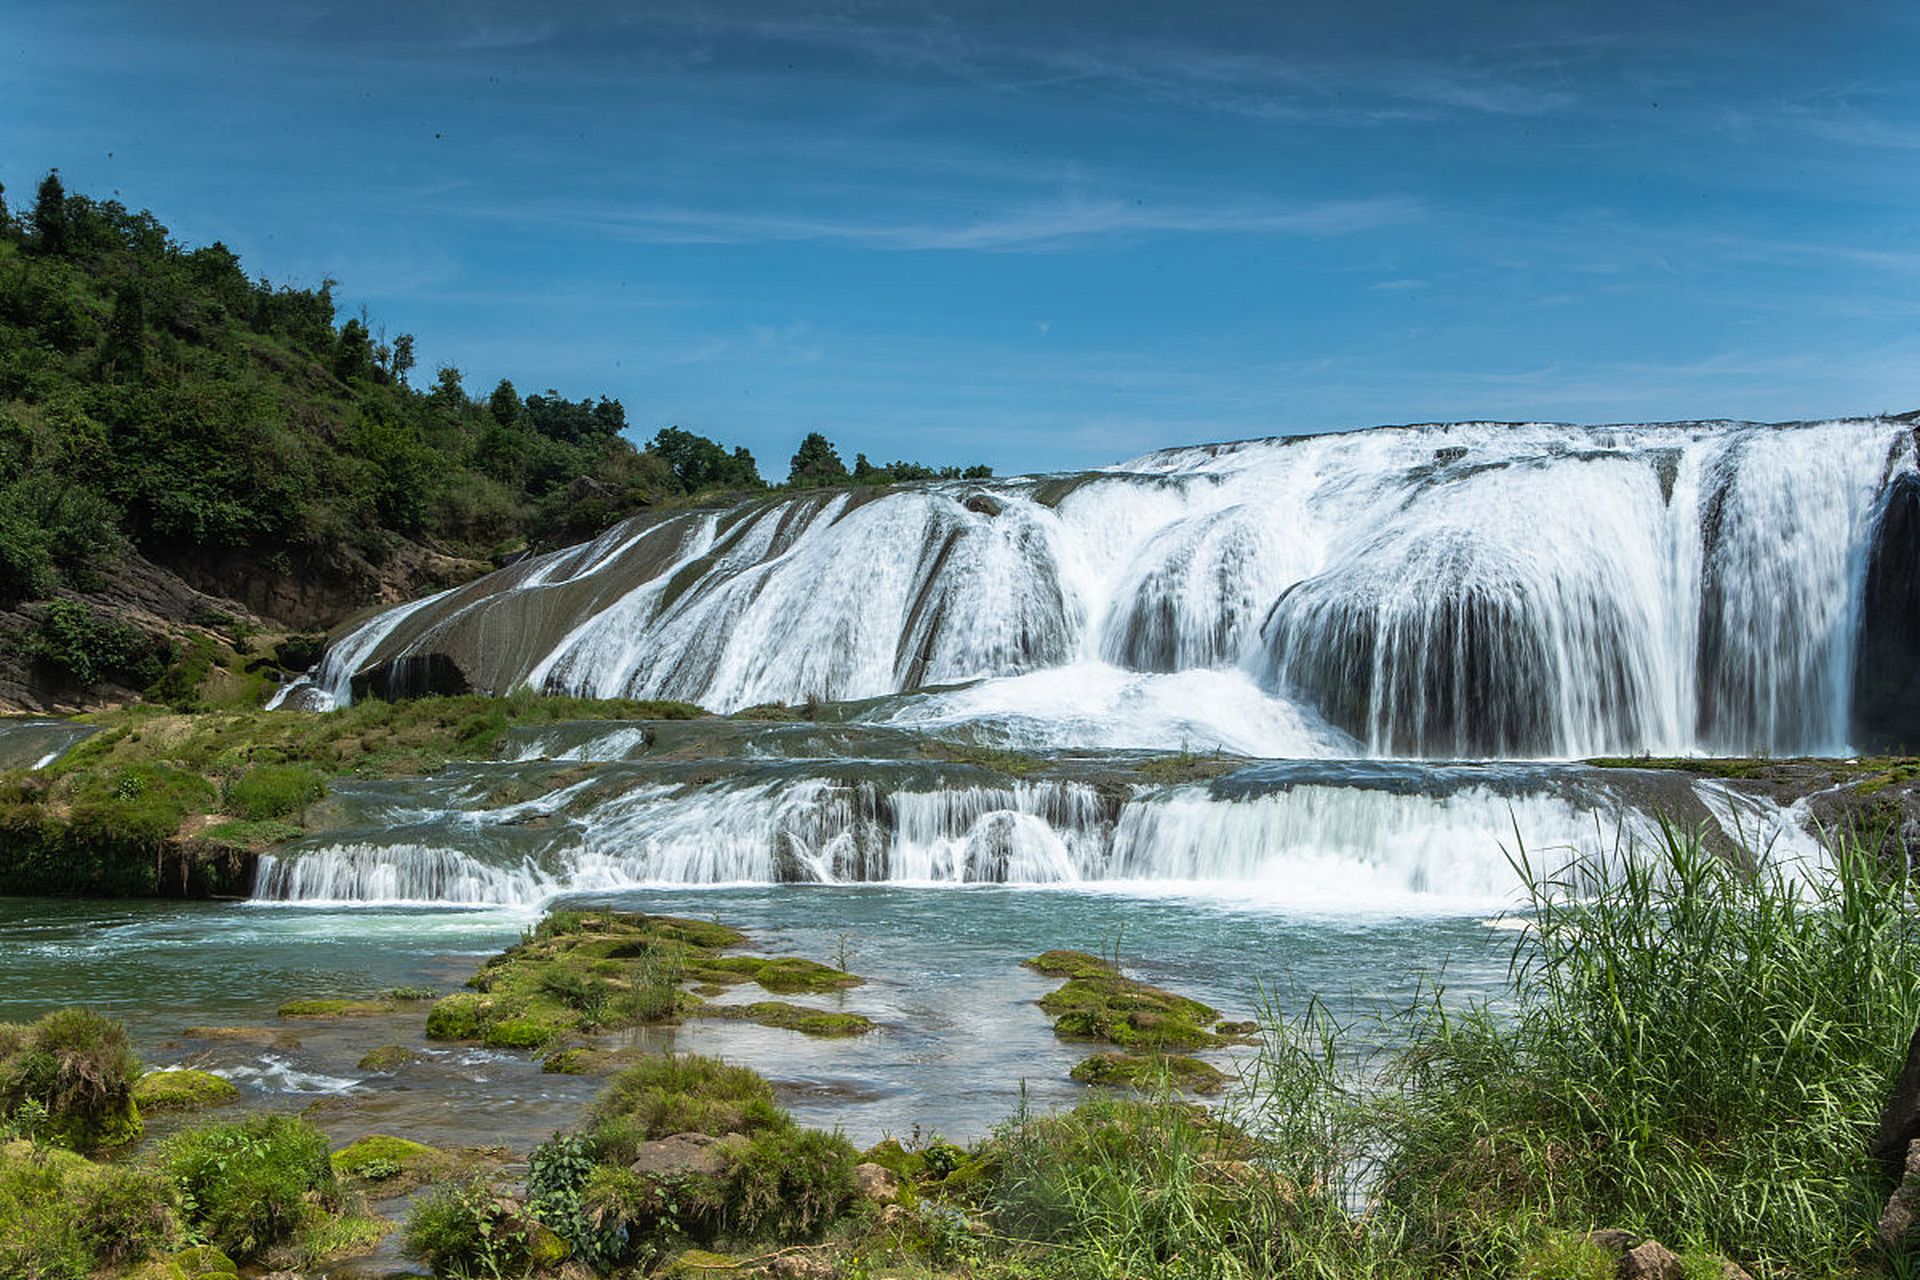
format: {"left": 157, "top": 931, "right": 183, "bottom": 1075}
{"left": 977, "top": 823, "right": 1920, "bottom": 1279}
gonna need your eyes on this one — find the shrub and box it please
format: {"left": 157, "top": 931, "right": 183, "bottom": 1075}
{"left": 274, "top": 632, "right": 326, "bottom": 672}
{"left": 404, "top": 1179, "right": 542, "bottom": 1279}
{"left": 32, "top": 598, "right": 164, "bottom": 688}
{"left": 226, "top": 763, "right": 327, "bottom": 820}
{"left": 162, "top": 1114, "right": 335, "bottom": 1260}
{"left": 0, "top": 1007, "right": 142, "bottom": 1151}
{"left": 717, "top": 1126, "right": 859, "bottom": 1240}
{"left": 585, "top": 1055, "right": 787, "bottom": 1163}
{"left": 0, "top": 1140, "right": 182, "bottom": 1278}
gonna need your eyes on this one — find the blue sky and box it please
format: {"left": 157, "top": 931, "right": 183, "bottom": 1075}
{"left": 5, "top": 1, "right": 1917, "bottom": 472}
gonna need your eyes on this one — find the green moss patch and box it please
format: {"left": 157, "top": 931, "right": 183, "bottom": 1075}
{"left": 331, "top": 1134, "right": 451, "bottom": 1192}
{"left": 692, "top": 1001, "right": 875, "bottom": 1037}
{"left": 1069, "top": 1052, "right": 1228, "bottom": 1095}
{"left": 276, "top": 997, "right": 397, "bottom": 1019}
{"left": 427, "top": 908, "right": 866, "bottom": 1054}
{"left": 688, "top": 954, "right": 864, "bottom": 993}
{"left": 1028, "top": 951, "right": 1243, "bottom": 1052}
{"left": 133, "top": 1068, "right": 240, "bottom": 1112}
{"left": 1024, "top": 949, "right": 1118, "bottom": 979}
{"left": 355, "top": 1044, "right": 419, "bottom": 1072}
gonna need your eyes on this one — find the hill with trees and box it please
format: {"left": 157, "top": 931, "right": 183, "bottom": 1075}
{"left": 0, "top": 170, "right": 988, "bottom": 710}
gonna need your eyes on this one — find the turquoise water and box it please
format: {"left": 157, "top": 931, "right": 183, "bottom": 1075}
{"left": 0, "top": 887, "right": 1507, "bottom": 1147}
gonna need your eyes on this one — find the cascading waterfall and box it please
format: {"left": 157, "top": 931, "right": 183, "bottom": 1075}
{"left": 298, "top": 418, "right": 1919, "bottom": 759}
{"left": 249, "top": 760, "right": 1804, "bottom": 908}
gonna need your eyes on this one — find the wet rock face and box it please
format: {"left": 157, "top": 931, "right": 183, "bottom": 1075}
{"left": 350, "top": 652, "right": 472, "bottom": 702}
{"left": 1855, "top": 469, "right": 1920, "bottom": 753}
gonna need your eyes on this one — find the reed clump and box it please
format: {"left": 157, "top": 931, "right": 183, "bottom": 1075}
{"left": 967, "top": 823, "right": 1920, "bottom": 1279}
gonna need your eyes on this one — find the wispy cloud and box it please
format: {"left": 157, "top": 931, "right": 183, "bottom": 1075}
{"left": 487, "top": 194, "right": 1423, "bottom": 252}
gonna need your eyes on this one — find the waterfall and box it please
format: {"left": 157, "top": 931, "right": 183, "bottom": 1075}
{"left": 249, "top": 761, "right": 1804, "bottom": 908}
{"left": 297, "top": 418, "right": 1917, "bottom": 759}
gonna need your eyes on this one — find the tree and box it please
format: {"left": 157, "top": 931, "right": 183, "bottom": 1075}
{"left": 0, "top": 177, "right": 9, "bottom": 233}
{"left": 333, "top": 318, "right": 372, "bottom": 382}
{"left": 431, "top": 365, "right": 465, "bottom": 406}
{"left": 31, "top": 170, "right": 68, "bottom": 256}
{"left": 391, "top": 333, "right": 416, "bottom": 388}
{"left": 101, "top": 281, "right": 146, "bottom": 379}
{"left": 488, "top": 378, "right": 522, "bottom": 427}
{"left": 650, "top": 427, "right": 762, "bottom": 492}
{"left": 788, "top": 432, "right": 848, "bottom": 486}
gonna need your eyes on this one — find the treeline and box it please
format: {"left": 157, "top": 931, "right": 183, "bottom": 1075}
{"left": 0, "top": 169, "right": 990, "bottom": 616}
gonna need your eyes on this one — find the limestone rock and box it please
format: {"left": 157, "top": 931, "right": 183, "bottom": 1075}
{"left": 1584, "top": 1228, "right": 1638, "bottom": 1257}
{"left": 852, "top": 1161, "right": 902, "bottom": 1203}
{"left": 1879, "top": 1136, "right": 1920, "bottom": 1247}
{"left": 1619, "top": 1240, "right": 1683, "bottom": 1280}
{"left": 630, "top": 1130, "right": 729, "bottom": 1179}
{"left": 763, "top": 1254, "right": 836, "bottom": 1280}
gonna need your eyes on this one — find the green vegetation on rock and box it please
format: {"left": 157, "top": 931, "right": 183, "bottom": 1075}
{"left": 458, "top": 1053, "right": 861, "bottom": 1273}
{"left": 427, "top": 908, "right": 869, "bottom": 1053}
{"left": 692, "top": 1001, "right": 875, "bottom": 1037}
{"left": 132, "top": 1069, "right": 239, "bottom": 1113}
{"left": 331, "top": 1134, "right": 451, "bottom": 1192}
{"left": 1027, "top": 951, "right": 1235, "bottom": 1052}
{"left": 0, "top": 1138, "right": 182, "bottom": 1278}
{"left": 0, "top": 1006, "right": 143, "bottom": 1151}
{"left": 160, "top": 1113, "right": 336, "bottom": 1262}
{"left": 276, "top": 996, "right": 397, "bottom": 1019}
{"left": 356, "top": 1044, "right": 419, "bottom": 1072}
{"left": 0, "top": 694, "right": 706, "bottom": 896}
{"left": 1069, "top": 1051, "right": 1228, "bottom": 1095}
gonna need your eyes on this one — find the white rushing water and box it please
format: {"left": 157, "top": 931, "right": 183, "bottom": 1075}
{"left": 304, "top": 419, "right": 1917, "bottom": 758}
{"left": 252, "top": 764, "right": 1803, "bottom": 911}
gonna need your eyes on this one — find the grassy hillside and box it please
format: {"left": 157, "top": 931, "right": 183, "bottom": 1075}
{"left": 0, "top": 169, "right": 987, "bottom": 707}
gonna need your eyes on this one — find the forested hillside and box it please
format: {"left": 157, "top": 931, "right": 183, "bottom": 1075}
{"left": 0, "top": 170, "right": 985, "bottom": 709}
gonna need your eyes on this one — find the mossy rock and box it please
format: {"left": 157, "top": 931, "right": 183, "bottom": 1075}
{"left": 483, "top": 1015, "right": 566, "bottom": 1049}
{"left": 356, "top": 1044, "right": 419, "bottom": 1072}
{"left": 541, "top": 1045, "right": 652, "bottom": 1075}
{"left": 433, "top": 908, "right": 859, "bottom": 1056}
{"left": 861, "top": 1137, "right": 928, "bottom": 1181}
{"left": 172, "top": 1245, "right": 238, "bottom": 1279}
{"left": 332, "top": 1133, "right": 449, "bottom": 1191}
{"left": 692, "top": 1000, "right": 875, "bottom": 1037}
{"left": 1024, "top": 949, "right": 1116, "bottom": 979}
{"left": 276, "top": 996, "right": 397, "bottom": 1018}
{"left": 1515, "top": 1229, "right": 1617, "bottom": 1280}
{"left": 123, "top": 1262, "right": 188, "bottom": 1280}
{"left": 180, "top": 1025, "right": 300, "bottom": 1049}
{"left": 425, "top": 991, "right": 492, "bottom": 1040}
{"left": 692, "top": 954, "right": 864, "bottom": 993}
{"left": 1038, "top": 968, "right": 1223, "bottom": 1051}
{"left": 661, "top": 1248, "right": 751, "bottom": 1277}
{"left": 133, "top": 1068, "right": 240, "bottom": 1112}
{"left": 1069, "top": 1052, "right": 1228, "bottom": 1094}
